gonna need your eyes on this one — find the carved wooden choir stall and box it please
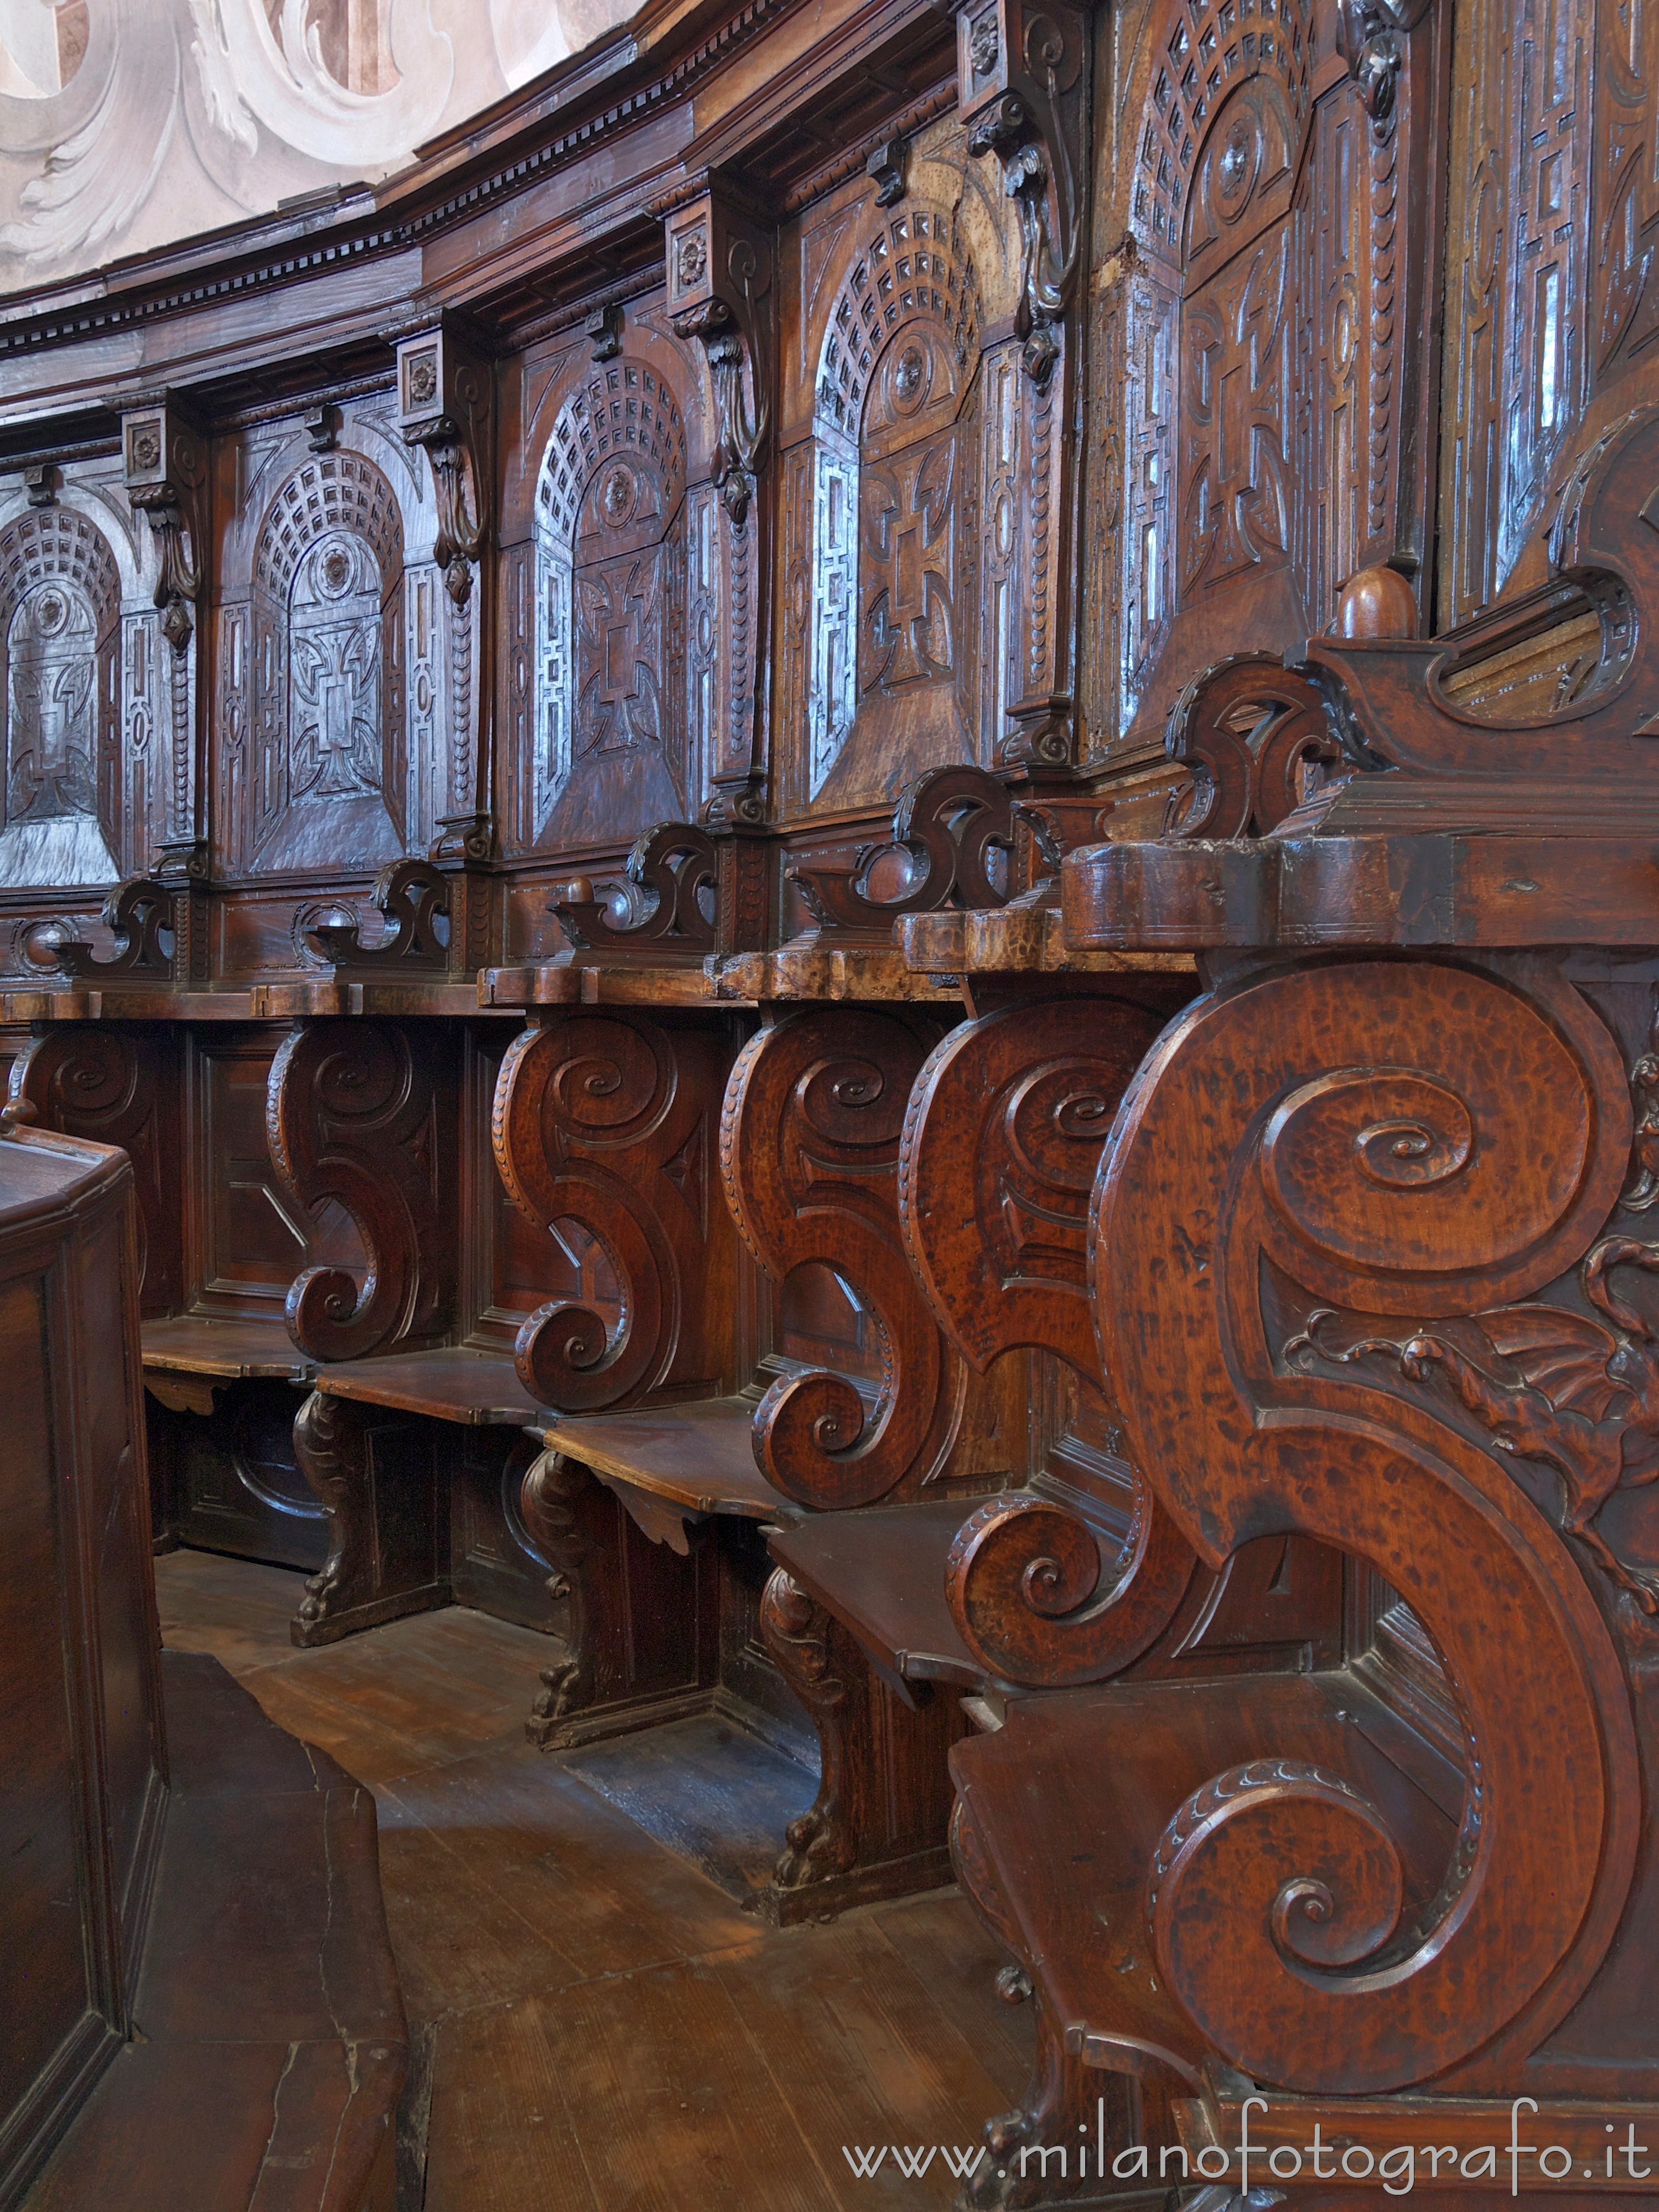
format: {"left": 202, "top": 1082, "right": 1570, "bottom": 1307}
{"left": 6, "top": 0, "right": 1659, "bottom": 2197}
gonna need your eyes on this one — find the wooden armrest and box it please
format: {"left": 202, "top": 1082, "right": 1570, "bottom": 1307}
{"left": 951, "top": 1671, "right": 1456, "bottom": 2088}
{"left": 314, "top": 1347, "right": 542, "bottom": 1425}
{"left": 141, "top": 1316, "right": 315, "bottom": 1384}
{"left": 541, "top": 1396, "right": 781, "bottom": 1518}
{"left": 767, "top": 1500, "right": 983, "bottom": 1689}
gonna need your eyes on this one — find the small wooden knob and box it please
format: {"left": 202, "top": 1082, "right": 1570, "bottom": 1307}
{"left": 1335, "top": 564, "right": 1419, "bottom": 640}
{"left": 561, "top": 876, "right": 594, "bottom": 905}
{"left": 1, "top": 1098, "right": 39, "bottom": 1138}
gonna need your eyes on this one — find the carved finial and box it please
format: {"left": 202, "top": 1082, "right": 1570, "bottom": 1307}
{"left": 1335, "top": 564, "right": 1419, "bottom": 640}
{"left": 1, "top": 1098, "right": 39, "bottom": 1139}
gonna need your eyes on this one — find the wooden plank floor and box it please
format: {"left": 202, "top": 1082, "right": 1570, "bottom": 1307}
{"left": 155, "top": 1550, "right": 1034, "bottom": 2212}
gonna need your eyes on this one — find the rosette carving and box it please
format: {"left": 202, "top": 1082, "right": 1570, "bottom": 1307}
{"left": 898, "top": 991, "right": 1200, "bottom": 1683}
{"left": 720, "top": 1006, "right": 957, "bottom": 1507}
{"left": 492, "top": 1010, "right": 735, "bottom": 1410}
{"left": 267, "top": 1018, "right": 453, "bottom": 1361}
{"left": 1092, "top": 954, "right": 1639, "bottom": 2092}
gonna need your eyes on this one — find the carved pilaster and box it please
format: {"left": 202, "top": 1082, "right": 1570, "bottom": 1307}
{"left": 397, "top": 323, "right": 494, "bottom": 844}
{"left": 665, "top": 175, "right": 774, "bottom": 825}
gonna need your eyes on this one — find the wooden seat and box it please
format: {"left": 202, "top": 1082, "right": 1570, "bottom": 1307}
{"left": 140, "top": 1314, "right": 317, "bottom": 1386}
{"left": 952, "top": 1670, "right": 1459, "bottom": 2094}
{"left": 23, "top": 1650, "right": 405, "bottom": 2212}
{"left": 316, "top": 1346, "right": 543, "bottom": 1425}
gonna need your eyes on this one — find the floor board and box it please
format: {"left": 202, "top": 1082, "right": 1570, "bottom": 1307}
{"left": 154, "top": 1550, "right": 1033, "bottom": 2211}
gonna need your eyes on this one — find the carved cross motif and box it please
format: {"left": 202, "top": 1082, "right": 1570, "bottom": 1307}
{"left": 862, "top": 435, "right": 956, "bottom": 690}
{"left": 1184, "top": 237, "right": 1292, "bottom": 594}
{"left": 576, "top": 553, "right": 665, "bottom": 754}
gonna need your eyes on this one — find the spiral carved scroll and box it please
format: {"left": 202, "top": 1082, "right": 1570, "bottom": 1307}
{"left": 267, "top": 1018, "right": 452, "bottom": 1361}
{"left": 896, "top": 991, "right": 1200, "bottom": 1683}
{"left": 492, "top": 1011, "right": 734, "bottom": 1411}
{"left": 1092, "top": 955, "right": 1639, "bottom": 2094}
{"left": 11, "top": 1024, "right": 180, "bottom": 1311}
{"left": 720, "top": 1006, "right": 957, "bottom": 1507}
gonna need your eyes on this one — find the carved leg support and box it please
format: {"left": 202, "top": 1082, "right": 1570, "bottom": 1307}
{"left": 754, "top": 1566, "right": 964, "bottom": 1924}
{"left": 290, "top": 1389, "right": 449, "bottom": 1647}
{"left": 518, "top": 1450, "right": 719, "bottom": 1749}
{"left": 950, "top": 1796, "right": 1156, "bottom": 2210}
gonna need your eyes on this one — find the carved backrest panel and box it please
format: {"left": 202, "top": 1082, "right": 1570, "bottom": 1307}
{"left": 190, "top": 1028, "right": 366, "bottom": 1320}
{"left": 794, "top": 199, "right": 991, "bottom": 808}
{"left": 1437, "top": 0, "right": 1659, "bottom": 627}
{"left": 241, "top": 451, "right": 407, "bottom": 874}
{"left": 1087, "top": 0, "right": 1443, "bottom": 752}
{"left": 0, "top": 506, "right": 125, "bottom": 887}
{"left": 491, "top": 1009, "right": 741, "bottom": 1409}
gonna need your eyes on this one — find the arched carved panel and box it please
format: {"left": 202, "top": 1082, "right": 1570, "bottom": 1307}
{"left": 238, "top": 448, "right": 412, "bottom": 875}
{"left": 525, "top": 348, "right": 703, "bottom": 850}
{"left": 1087, "top": 0, "right": 1442, "bottom": 754}
{"left": 801, "top": 201, "right": 992, "bottom": 809}
{"left": 0, "top": 505, "right": 123, "bottom": 886}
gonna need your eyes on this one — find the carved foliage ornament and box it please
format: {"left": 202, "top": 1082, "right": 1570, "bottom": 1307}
{"left": 960, "top": 0, "right": 1087, "bottom": 385}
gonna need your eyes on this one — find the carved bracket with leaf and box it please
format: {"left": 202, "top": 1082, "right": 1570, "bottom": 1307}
{"left": 124, "top": 396, "right": 204, "bottom": 655}
{"left": 665, "top": 178, "right": 774, "bottom": 526}
{"left": 491, "top": 1011, "right": 739, "bottom": 1410}
{"left": 396, "top": 325, "right": 491, "bottom": 609}
{"left": 267, "top": 1018, "right": 455, "bottom": 1361}
{"left": 957, "top": 0, "right": 1088, "bottom": 387}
